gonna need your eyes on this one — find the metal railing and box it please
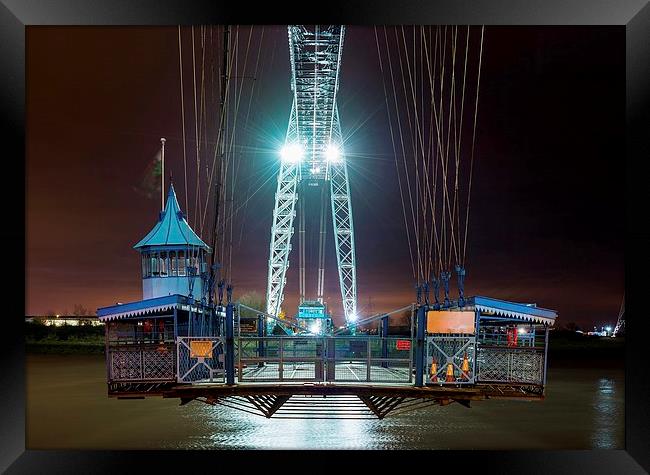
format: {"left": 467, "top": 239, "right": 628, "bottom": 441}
{"left": 236, "top": 336, "right": 413, "bottom": 384}
{"left": 108, "top": 342, "right": 176, "bottom": 382}
{"left": 237, "top": 337, "right": 326, "bottom": 382}
{"left": 476, "top": 345, "right": 545, "bottom": 385}
{"left": 177, "top": 336, "right": 225, "bottom": 383}
{"left": 426, "top": 335, "right": 476, "bottom": 385}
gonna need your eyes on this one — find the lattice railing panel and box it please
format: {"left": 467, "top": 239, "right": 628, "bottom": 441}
{"left": 110, "top": 350, "right": 143, "bottom": 381}
{"left": 476, "top": 347, "right": 544, "bottom": 384}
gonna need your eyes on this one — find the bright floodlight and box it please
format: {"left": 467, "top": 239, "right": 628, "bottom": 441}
{"left": 280, "top": 143, "right": 304, "bottom": 163}
{"left": 348, "top": 313, "right": 358, "bottom": 322}
{"left": 325, "top": 143, "right": 341, "bottom": 162}
{"left": 517, "top": 327, "right": 526, "bottom": 335}
{"left": 605, "top": 326, "right": 612, "bottom": 332}
{"left": 309, "top": 322, "right": 320, "bottom": 334}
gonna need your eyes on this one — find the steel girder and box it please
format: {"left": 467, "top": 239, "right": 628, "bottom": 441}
{"left": 287, "top": 25, "right": 344, "bottom": 179}
{"left": 266, "top": 101, "right": 300, "bottom": 318}
{"left": 266, "top": 25, "right": 356, "bottom": 325}
{"left": 329, "top": 107, "right": 357, "bottom": 321}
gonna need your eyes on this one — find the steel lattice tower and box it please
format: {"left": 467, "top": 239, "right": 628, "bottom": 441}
{"left": 265, "top": 25, "right": 357, "bottom": 326}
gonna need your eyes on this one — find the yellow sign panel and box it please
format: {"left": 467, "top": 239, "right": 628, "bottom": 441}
{"left": 427, "top": 310, "right": 475, "bottom": 334}
{"left": 190, "top": 340, "right": 213, "bottom": 358}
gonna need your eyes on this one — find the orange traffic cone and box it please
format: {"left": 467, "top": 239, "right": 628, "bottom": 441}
{"left": 430, "top": 360, "right": 438, "bottom": 382}
{"left": 445, "top": 363, "right": 455, "bottom": 382}
{"left": 461, "top": 352, "right": 470, "bottom": 380}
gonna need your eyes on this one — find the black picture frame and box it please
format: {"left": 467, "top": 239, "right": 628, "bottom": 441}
{"left": 4, "top": 0, "right": 649, "bottom": 472}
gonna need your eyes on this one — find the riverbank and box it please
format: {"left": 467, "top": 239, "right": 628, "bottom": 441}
{"left": 25, "top": 321, "right": 104, "bottom": 354}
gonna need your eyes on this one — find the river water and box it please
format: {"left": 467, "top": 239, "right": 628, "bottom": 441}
{"left": 26, "top": 354, "right": 623, "bottom": 450}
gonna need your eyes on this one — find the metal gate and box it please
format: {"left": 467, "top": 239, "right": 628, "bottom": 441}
{"left": 177, "top": 336, "right": 225, "bottom": 383}
{"left": 237, "top": 336, "right": 413, "bottom": 384}
{"left": 237, "top": 337, "right": 326, "bottom": 382}
{"left": 426, "top": 335, "right": 476, "bottom": 385}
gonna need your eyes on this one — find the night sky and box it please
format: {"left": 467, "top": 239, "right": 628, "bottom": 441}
{"left": 26, "top": 26, "right": 624, "bottom": 330}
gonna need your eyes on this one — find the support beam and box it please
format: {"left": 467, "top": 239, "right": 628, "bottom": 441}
{"left": 225, "top": 302, "right": 235, "bottom": 385}
{"left": 414, "top": 304, "right": 428, "bottom": 387}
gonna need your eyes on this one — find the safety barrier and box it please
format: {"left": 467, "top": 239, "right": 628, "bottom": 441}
{"left": 426, "top": 336, "right": 476, "bottom": 385}
{"left": 476, "top": 345, "right": 545, "bottom": 385}
{"left": 177, "top": 336, "right": 225, "bottom": 383}
{"left": 108, "top": 343, "right": 176, "bottom": 382}
{"left": 236, "top": 336, "right": 413, "bottom": 384}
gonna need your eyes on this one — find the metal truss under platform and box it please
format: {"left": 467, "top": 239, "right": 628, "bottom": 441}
{"left": 110, "top": 382, "right": 545, "bottom": 419}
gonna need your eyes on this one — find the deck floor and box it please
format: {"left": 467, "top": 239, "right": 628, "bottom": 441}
{"left": 235, "top": 362, "right": 411, "bottom": 384}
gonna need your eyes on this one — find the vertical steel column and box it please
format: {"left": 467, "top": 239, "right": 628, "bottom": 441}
{"left": 257, "top": 314, "right": 265, "bottom": 368}
{"left": 381, "top": 315, "right": 389, "bottom": 368}
{"left": 225, "top": 302, "right": 235, "bottom": 385}
{"left": 414, "top": 305, "right": 428, "bottom": 387}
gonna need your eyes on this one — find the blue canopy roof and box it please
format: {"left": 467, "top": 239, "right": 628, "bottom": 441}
{"left": 469, "top": 295, "right": 557, "bottom": 325}
{"left": 134, "top": 184, "right": 210, "bottom": 251}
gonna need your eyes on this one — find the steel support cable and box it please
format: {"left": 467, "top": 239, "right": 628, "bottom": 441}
{"left": 218, "top": 27, "right": 238, "bottom": 272}
{"left": 423, "top": 26, "right": 442, "bottom": 277}
{"left": 205, "top": 28, "right": 239, "bottom": 270}
{"left": 199, "top": 26, "right": 231, "bottom": 234}
{"left": 446, "top": 27, "right": 458, "bottom": 270}
{"left": 448, "top": 25, "right": 466, "bottom": 270}
{"left": 191, "top": 26, "right": 202, "bottom": 231}
{"left": 220, "top": 31, "right": 236, "bottom": 277}
{"left": 374, "top": 26, "right": 416, "bottom": 280}
{"left": 178, "top": 26, "right": 190, "bottom": 216}
{"left": 422, "top": 26, "right": 434, "bottom": 279}
{"left": 444, "top": 26, "right": 460, "bottom": 270}
{"left": 385, "top": 27, "right": 419, "bottom": 283}
{"left": 200, "top": 26, "right": 238, "bottom": 237}
{"left": 420, "top": 26, "right": 433, "bottom": 280}
{"left": 225, "top": 26, "right": 255, "bottom": 280}
{"left": 447, "top": 26, "right": 470, "bottom": 271}
{"left": 197, "top": 26, "right": 208, "bottom": 238}
{"left": 415, "top": 26, "right": 434, "bottom": 280}
{"left": 462, "top": 26, "right": 485, "bottom": 266}
{"left": 437, "top": 26, "right": 449, "bottom": 274}
{"left": 213, "top": 27, "right": 257, "bottom": 277}
{"left": 225, "top": 27, "right": 245, "bottom": 280}
{"left": 449, "top": 26, "right": 461, "bottom": 269}
{"left": 395, "top": 26, "right": 423, "bottom": 283}
{"left": 454, "top": 25, "right": 469, "bottom": 272}
{"left": 236, "top": 26, "right": 265, "bottom": 250}
{"left": 399, "top": 26, "right": 428, "bottom": 283}
{"left": 433, "top": 26, "right": 447, "bottom": 276}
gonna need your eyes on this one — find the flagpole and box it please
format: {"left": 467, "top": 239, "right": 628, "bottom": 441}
{"left": 160, "top": 137, "right": 166, "bottom": 210}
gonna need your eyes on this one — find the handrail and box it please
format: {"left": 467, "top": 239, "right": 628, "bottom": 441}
{"left": 333, "top": 304, "right": 414, "bottom": 335}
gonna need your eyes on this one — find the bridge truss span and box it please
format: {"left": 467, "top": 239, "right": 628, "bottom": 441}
{"left": 266, "top": 25, "right": 357, "bottom": 325}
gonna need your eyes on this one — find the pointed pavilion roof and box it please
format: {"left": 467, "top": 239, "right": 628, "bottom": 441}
{"left": 134, "top": 184, "right": 210, "bottom": 250}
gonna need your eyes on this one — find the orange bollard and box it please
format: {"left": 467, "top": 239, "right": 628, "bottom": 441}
{"left": 445, "top": 363, "right": 455, "bottom": 382}
{"left": 461, "top": 352, "right": 470, "bottom": 380}
{"left": 430, "top": 360, "right": 438, "bottom": 382}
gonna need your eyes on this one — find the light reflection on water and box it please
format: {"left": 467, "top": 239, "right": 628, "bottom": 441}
{"left": 591, "top": 378, "right": 621, "bottom": 449}
{"left": 26, "top": 355, "right": 624, "bottom": 450}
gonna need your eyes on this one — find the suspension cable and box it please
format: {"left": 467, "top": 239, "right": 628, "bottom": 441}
{"left": 178, "top": 26, "right": 189, "bottom": 215}
{"left": 462, "top": 26, "right": 485, "bottom": 266}
{"left": 374, "top": 26, "right": 416, "bottom": 280}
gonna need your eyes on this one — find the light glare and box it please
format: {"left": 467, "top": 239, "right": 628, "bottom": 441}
{"left": 280, "top": 143, "right": 304, "bottom": 163}
{"left": 325, "top": 144, "right": 341, "bottom": 162}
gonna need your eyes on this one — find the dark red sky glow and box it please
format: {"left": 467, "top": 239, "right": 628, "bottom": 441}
{"left": 26, "top": 26, "right": 624, "bottom": 330}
